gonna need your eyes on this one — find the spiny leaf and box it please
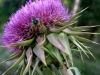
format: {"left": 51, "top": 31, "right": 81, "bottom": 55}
{"left": 43, "top": 68, "right": 55, "bottom": 75}
{"left": 0, "top": 51, "right": 21, "bottom": 65}
{"left": 41, "top": 46, "right": 55, "bottom": 59}
{"left": 36, "top": 35, "right": 46, "bottom": 45}
{"left": 46, "top": 43, "right": 63, "bottom": 64}
{"left": 10, "top": 50, "right": 20, "bottom": 57}
{"left": 71, "top": 49, "right": 84, "bottom": 61}
{"left": 47, "top": 33, "right": 66, "bottom": 52}
{"left": 51, "top": 64, "right": 61, "bottom": 75}
{"left": 35, "top": 66, "right": 44, "bottom": 75}
{"left": 29, "top": 67, "right": 32, "bottom": 75}
{"left": 49, "top": 8, "right": 88, "bottom": 33}
{"left": 14, "top": 64, "right": 22, "bottom": 75}
{"left": 0, "top": 38, "right": 34, "bottom": 48}
{"left": 70, "top": 67, "right": 81, "bottom": 75}
{"left": 31, "top": 58, "right": 39, "bottom": 75}
{"left": 20, "top": 61, "right": 26, "bottom": 75}
{"left": 50, "top": 46, "right": 64, "bottom": 66}
{"left": 66, "top": 7, "right": 88, "bottom": 24}
{"left": 0, "top": 45, "right": 9, "bottom": 48}
{"left": 63, "top": 28, "right": 100, "bottom": 35}
{"left": 2, "top": 50, "right": 25, "bottom": 75}
{"left": 59, "top": 33, "right": 73, "bottom": 65}
{"left": 26, "top": 48, "right": 33, "bottom": 61}
{"left": 75, "top": 36, "right": 100, "bottom": 45}
{"left": 69, "top": 25, "right": 100, "bottom": 31}
{"left": 60, "top": 51, "right": 68, "bottom": 64}
{"left": 77, "top": 41, "right": 95, "bottom": 59}
{"left": 77, "top": 47, "right": 84, "bottom": 62}
{"left": 49, "top": 21, "right": 76, "bottom": 33}
{"left": 22, "top": 48, "right": 33, "bottom": 75}
{"left": 13, "top": 38, "right": 34, "bottom": 46}
{"left": 33, "top": 45, "right": 46, "bottom": 65}
{"left": 69, "top": 36, "right": 89, "bottom": 58}
{"left": 7, "top": 51, "right": 22, "bottom": 61}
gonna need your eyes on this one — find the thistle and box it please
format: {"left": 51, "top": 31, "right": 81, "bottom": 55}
{"left": 1, "top": 0, "right": 100, "bottom": 75}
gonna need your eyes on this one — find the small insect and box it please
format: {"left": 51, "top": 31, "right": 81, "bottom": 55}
{"left": 30, "top": 17, "right": 40, "bottom": 35}
{"left": 32, "top": 17, "right": 40, "bottom": 26}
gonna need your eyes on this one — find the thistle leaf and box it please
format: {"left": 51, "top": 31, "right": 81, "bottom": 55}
{"left": 49, "top": 21, "right": 76, "bottom": 33}
{"left": 69, "top": 25, "right": 100, "bottom": 31}
{"left": 22, "top": 48, "right": 33, "bottom": 75}
{"left": 10, "top": 50, "right": 20, "bottom": 57}
{"left": 75, "top": 36, "right": 100, "bottom": 45}
{"left": 31, "top": 58, "right": 39, "bottom": 75}
{"left": 2, "top": 50, "right": 25, "bottom": 75}
{"left": 29, "top": 67, "right": 32, "bottom": 75}
{"left": 69, "top": 36, "right": 89, "bottom": 58}
{"left": 26, "top": 48, "right": 33, "bottom": 61}
{"left": 59, "top": 33, "right": 73, "bottom": 65}
{"left": 14, "top": 64, "right": 22, "bottom": 75}
{"left": 77, "top": 41, "right": 95, "bottom": 59}
{"left": 7, "top": 50, "right": 22, "bottom": 60}
{"left": 49, "top": 8, "right": 88, "bottom": 33}
{"left": 70, "top": 67, "right": 81, "bottom": 75}
{"left": 0, "top": 51, "right": 21, "bottom": 65}
{"left": 43, "top": 68, "right": 55, "bottom": 75}
{"left": 20, "top": 61, "right": 26, "bottom": 75}
{"left": 41, "top": 46, "right": 55, "bottom": 58}
{"left": 79, "top": 48, "right": 84, "bottom": 62}
{"left": 60, "top": 51, "right": 68, "bottom": 64}
{"left": 63, "top": 28, "right": 100, "bottom": 35}
{"left": 51, "top": 64, "right": 61, "bottom": 75}
{"left": 36, "top": 35, "right": 46, "bottom": 45}
{"left": 49, "top": 46, "right": 63, "bottom": 66}
{"left": 47, "top": 33, "right": 66, "bottom": 52}
{"left": 65, "top": 7, "right": 88, "bottom": 25}
{"left": 46, "top": 36, "right": 65, "bottom": 65}
{"left": 35, "top": 66, "right": 44, "bottom": 75}
{"left": 33, "top": 45, "right": 46, "bottom": 65}
{"left": 13, "top": 38, "right": 34, "bottom": 46}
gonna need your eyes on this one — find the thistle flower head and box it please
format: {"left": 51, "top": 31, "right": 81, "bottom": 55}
{"left": 2, "top": 0, "right": 73, "bottom": 52}
{"left": 1, "top": 0, "right": 97, "bottom": 75}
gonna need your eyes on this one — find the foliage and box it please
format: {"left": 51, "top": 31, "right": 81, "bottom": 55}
{"left": 0, "top": 0, "right": 26, "bottom": 32}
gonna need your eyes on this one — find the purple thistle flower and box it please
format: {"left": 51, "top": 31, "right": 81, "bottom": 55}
{"left": 2, "top": 0, "right": 73, "bottom": 52}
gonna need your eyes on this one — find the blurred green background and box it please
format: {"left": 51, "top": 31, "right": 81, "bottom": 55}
{"left": 0, "top": 0, "right": 100, "bottom": 75}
